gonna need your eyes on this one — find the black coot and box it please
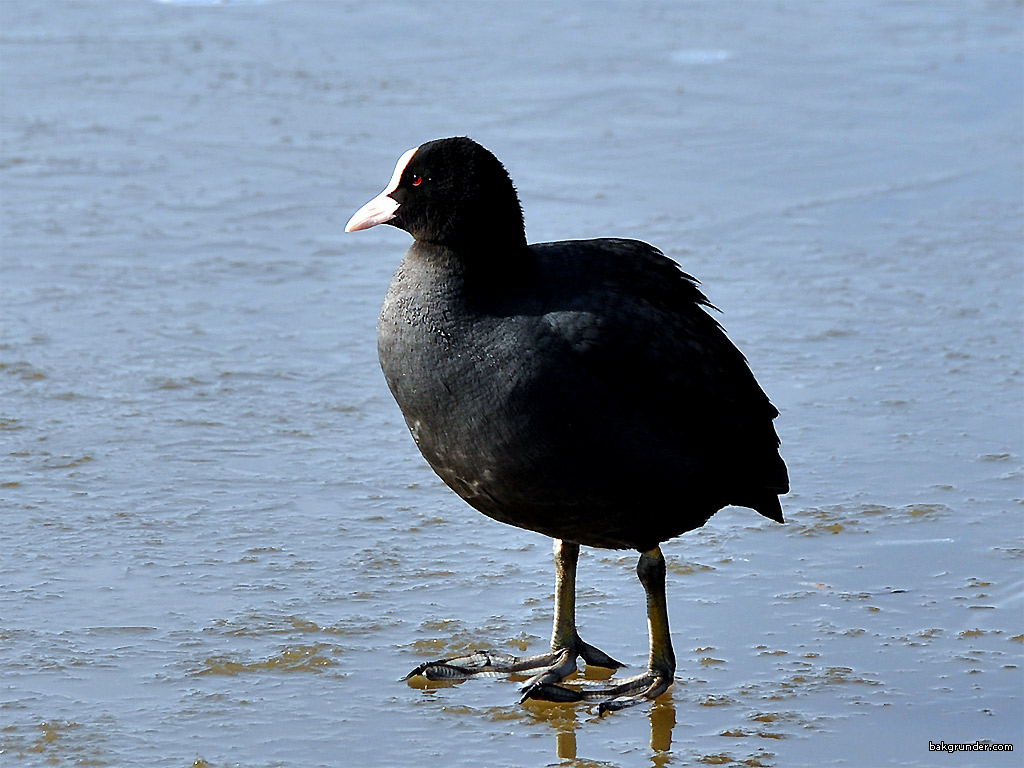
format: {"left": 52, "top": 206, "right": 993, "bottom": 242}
{"left": 346, "top": 137, "right": 788, "bottom": 711}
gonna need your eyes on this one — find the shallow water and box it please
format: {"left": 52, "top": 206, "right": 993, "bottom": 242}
{"left": 1, "top": 1, "right": 1021, "bottom": 766}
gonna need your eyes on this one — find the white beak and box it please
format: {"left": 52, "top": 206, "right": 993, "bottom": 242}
{"left": 345, "top": 147, "right": 418, "bottom": 233}
{"left": 344, "top": 192, "right": 400, "bottom": 232}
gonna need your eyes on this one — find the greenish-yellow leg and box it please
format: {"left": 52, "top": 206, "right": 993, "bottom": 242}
{"left": 521, "top": 546, "right": 676, "bottom": 712}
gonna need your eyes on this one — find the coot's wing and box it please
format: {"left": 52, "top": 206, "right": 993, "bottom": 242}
{"left": 531, "top": 239, "right": 788, "bottom": 516}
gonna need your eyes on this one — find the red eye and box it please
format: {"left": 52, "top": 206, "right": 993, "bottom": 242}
{"left": 411, "top": 175, "right": 422, "bottom": 187}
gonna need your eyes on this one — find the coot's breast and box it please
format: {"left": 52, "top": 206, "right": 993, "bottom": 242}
{"left": 376, "top": 242, "right": 724, "bottom": 550}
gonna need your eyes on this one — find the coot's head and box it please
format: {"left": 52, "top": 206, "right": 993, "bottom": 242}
{"left": 346, "top": 137, "right": 526, "bottom": 249}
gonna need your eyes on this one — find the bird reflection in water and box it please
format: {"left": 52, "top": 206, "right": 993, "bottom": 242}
{"left": 407, "top": 668, "right": 677, "bottom": 763}
{"left": 523, "top": 689, "right": 677, "bottom": 763}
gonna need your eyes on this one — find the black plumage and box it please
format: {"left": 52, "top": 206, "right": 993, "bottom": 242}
{"left": 346, "top": 136, "right": 788, "bottom": 710}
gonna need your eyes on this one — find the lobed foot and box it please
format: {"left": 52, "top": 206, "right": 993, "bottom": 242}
{"left": 404, "top": 635, "right": 623, "bottom": 686}
{"left": 522, "top": 668, "right": 673, "bottom": 714}
{"left": 404, "top": 545, "right": 677, "bottom": 713}
{"left": 403, "top": 650, "right": 524, "bottom": 681}
{"left": 516, "top": 638, "right": 623, "bottom": 702}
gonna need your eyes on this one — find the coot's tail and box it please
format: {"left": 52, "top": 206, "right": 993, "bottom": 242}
{"left": 751, "top": 493, "right": 786, "bottom": 524}
{"left": 738, "top": 451, "right": 789, "bottom": 524}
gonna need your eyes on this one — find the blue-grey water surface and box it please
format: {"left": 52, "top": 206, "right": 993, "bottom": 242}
{"left": 1, "top": 1, "right": 1022, "bottom": 766}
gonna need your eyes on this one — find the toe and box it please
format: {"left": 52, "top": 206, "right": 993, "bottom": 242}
{"left": 520, "top": 681, "right": 584, "bottom": 704}
{"left": 403, "top": 650, "right": 519, "bottom": 681}
{"left": 596, "top": 673, "right": 673, "bottom": 714}
{"left": 576, "top": 639, "right": 624, "bottom": 669}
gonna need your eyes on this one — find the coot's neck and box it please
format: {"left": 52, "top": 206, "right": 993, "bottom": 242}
{"left": 407, "top": 237, "right": 536, "bottom": 307}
